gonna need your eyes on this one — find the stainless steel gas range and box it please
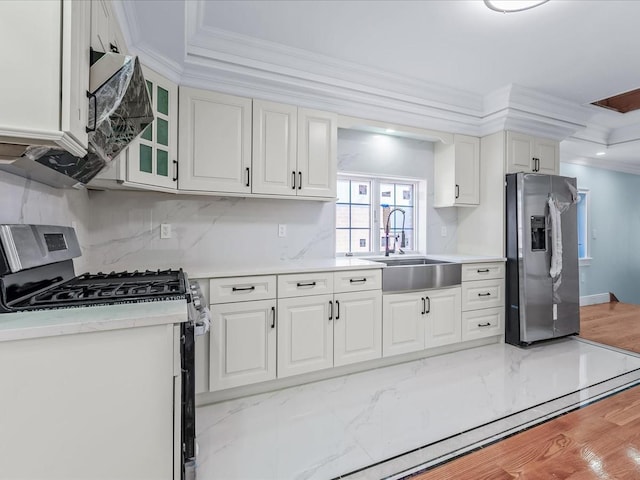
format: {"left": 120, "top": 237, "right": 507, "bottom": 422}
{"left": 0, "top": 224, "right": 209, "bottom": 480}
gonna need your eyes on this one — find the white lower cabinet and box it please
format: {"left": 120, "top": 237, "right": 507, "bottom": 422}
{"left": 210, "top": 299, "right": 277, "bottom": 391}
{"left": 277, "top": 294, "right": 334, "bottom": 378}
{"left": 334, "top": 290, "right": 382, "bottom": 367}
{"left": 383, "top": 286, "right": 462, "bottom": 357}
{"left": 462, "top": 307, "right": 504, "bottom": 341}
{"left": 460, "top": 262, "right": 506, "bottom": 341}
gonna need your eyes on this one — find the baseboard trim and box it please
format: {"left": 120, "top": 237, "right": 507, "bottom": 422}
{"left": 580, "top": 293, "right": 610, "bottom": 306}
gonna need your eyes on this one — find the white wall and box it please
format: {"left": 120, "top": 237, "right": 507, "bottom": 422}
{"left": 337, "top": 129, "right": 458, "bottom": 254}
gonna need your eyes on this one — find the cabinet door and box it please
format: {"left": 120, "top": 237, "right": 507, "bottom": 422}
{"left": 334, "top": 291, "right": 382, "bottom": 367}
{"left": 506, "top": 131, "right": 534, "bottom": 173}
{"left": 454, "top": 134, "right": 480, "bottom": 205}
{"left": 252, "top": 100, "right": 297, "bottom": 195}
{"left": 179, "top": 88, "right": 252, "bottom": 193}
{"left": 90, "top": 0, "right": 110, "bottom": 52}
{"left": 534, "top": 137, "right": 559, "bottom": 175}
{"left": 127, "top": 67, "right": 178, "bottom": 190}
{"left": 277, "top": 294, "right": 334, "bottom": 378}
{"left": 424, "top": 287, "right": 461, "bottom": 349}
{"left": 382, "top": 292, "right": 424, "bottom": 357}
{"left": 297, "top": 108, "right": 337, "bottom": 198}
{"left": 210, "top": 300, "right": 277, "bottom": 391}
{"left": 61, "top": 0, "right": 90, "bottom": 150}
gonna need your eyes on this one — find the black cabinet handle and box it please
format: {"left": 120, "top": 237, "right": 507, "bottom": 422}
{"left": 349, "top": 278, "right": 367, "bottom": 284}
{"left": 329, "top": 300, "right": 333, "bottom": 320}
{"left": 478, "top": 322, "right": 491, "bottom": 327}
{"left": 109, "top": 42, "right": 120, "bottom": 53}
{"left": 477, "top": 268, "right": 490, "bottom": 273}
{"left": 86, "top": 91, "right": 97, "bottom": 133}
{"left": 298, "top": 171, "right": 302, "bottom": 190}
{"left": 232, "top": 286, "right": 255, "bottom": 292}
{"left": 292, "top": 171, "right": 296, "bottom": 190}
{"left": 455, "top": 184, "right": 460, "bottom": 199}
{"left": 421, "top": 297, "right": 426, "bottom": 315}
{"left": 245, "top": 167, "right": 250, "bottom": 187}
{"left": 425, "top": 296, "right": 431, "bottom": 313}
{"left": 173, "top": 160, "right": 178, "bottom": 182}
{"left": 296, "top": 281, "right": 316, "bottom": 288}
{"left": 335, "top": 300, "right": 340, "bottom": 320}
{"left": 271, "top": 306, "right": 276, "bottom": 329}
{"left": 478, "top": 292, "right": 492, "bottom": 297}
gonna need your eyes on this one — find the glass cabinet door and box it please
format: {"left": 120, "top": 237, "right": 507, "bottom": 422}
{"left": 127, "top": 66, "right": 178, "bottom": 190}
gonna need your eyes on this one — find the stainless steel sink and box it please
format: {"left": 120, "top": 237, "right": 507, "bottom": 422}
{"left": 371, "top": 257, "right": 461, "bottom": 292}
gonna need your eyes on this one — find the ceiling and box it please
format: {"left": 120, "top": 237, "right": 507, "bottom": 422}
{"left": 118, "top": 0, "right": 640, "bottom": 173}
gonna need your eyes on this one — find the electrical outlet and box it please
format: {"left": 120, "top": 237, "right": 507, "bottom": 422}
{"left": 160, "top": 223, "right": 172, "bottom": 239}
{"left": 441, "top": 226, "right": 447, "bottom": 237}
{"left": 278, "top": 224, "right": 287, "bottom": 237}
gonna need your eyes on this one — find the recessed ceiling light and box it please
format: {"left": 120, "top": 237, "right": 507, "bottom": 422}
{"left": 484, "top": 0, "right": 549, "bottom": 13}
{"left": 385, "top": 129, "right": 395, "bottom": 134}
{"left": 596, "top": 151, "right": 606, "bottom": 156}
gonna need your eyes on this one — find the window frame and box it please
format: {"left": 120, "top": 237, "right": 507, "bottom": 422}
{"left": 577, "top": 188, "right": 591, "bottom": 266}
{"left": 336, "top": 173, "right": 421, "bottom": 256}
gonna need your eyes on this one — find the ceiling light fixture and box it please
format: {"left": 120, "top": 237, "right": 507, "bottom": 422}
{"left": 596, "top": 151, "right": 606, "bottom": 156}
{"left": 484, "top": 0, "right": 549, "bottom": 13}
{"left": 385, "top": 129, "right": 395, "bottom": 134}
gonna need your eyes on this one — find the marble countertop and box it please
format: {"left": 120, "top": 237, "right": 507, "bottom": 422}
{"left": 188, "top": 258, "right": 384, "bottom": 279}
{"left": 188, "top": 254, "right": 505, "bottom": 279}
{"left": 0, "top": 300, "right": 187, "bottom": 343}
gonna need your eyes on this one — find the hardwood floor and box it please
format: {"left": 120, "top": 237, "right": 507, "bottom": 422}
{"left": 410, "top": 302, "right": 640, "bottom": 480}
{"left": 580, "top": 302, "right": 640, "bottom": 354}
{"left": 412, "top": 385, "right": 640, "bottom": 479}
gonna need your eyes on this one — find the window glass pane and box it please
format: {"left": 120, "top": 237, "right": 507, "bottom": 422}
{"left": 157, "top": 118, "right": 169, "bottom": 146}
{"left": 577, "top": 192, "right": 587, "bottom": 258}
{"left": 350, "top": 229, "right": 370, "bottom": 253}
{"left": 336, "top": 204, "right": 350, "bottom": 228}
{"left": 395, "top": 184, "right": 414, "bottom": 206}
{"left": 336, "top": 230, "right": 350, "bottom": 253}
{"left": 145, "top": 80, "right": 153, "bottom": 101}
{"left": 141, "top": 123, "right": 152, "bottom": 141}
{"left": 157, "top": 149, "right": 169, "bottom": 177}
{"left": 157, "top": 86, "right": 169, "bottom": 115}
{"left": 139, "top": 144, "right": 152, "bottom": 173}
{"left": 351, "top": 181, "right": 371, "bottom": 204}
{"left": 337, "top": 179, "right": 350, "bottom": 203}
{"left": 380, "top": 183, "right": 394, "bottom": 205}
{"left": 380, "top": 229, "right": 413, "bottom": 251}
{"left": 351, "top": 205, "right": 370, "bottom": 228}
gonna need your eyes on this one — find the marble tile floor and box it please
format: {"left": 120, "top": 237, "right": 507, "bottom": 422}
{"left": 195, "top": 338, "right": 640, "bottom": 480}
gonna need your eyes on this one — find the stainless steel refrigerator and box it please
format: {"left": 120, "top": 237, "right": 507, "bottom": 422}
{"left": 505, "top": 172, "right": 580, "bottom": 346}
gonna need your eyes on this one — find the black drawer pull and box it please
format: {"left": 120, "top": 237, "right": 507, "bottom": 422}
{"left": 335, "top": 300, "right": 340, "bottom": 320}
{"left": 245, "top": 167, "right": 250, "bottom": 187}
{"left": 478, "top": 292, "right": 492, "bottom": 297}
{"left": 478, "top": 322, "right": 492, "bottom": 327}
{"left": 329, "top": 300, "right": 333, "bottom": 320}
{"left": 349, "top": 278, "right": 367, "bottom": 284}
{"left": 232, "top": 286, "right": 255, "bottom": 292}
{"left": 292, "top": 171, "right": 296, "bottom": 190}
{"left": 296, "top": 281, "right": 317, "bottom": 288}
{"left": 298, "top": 171, "right": 302, "bottom": 190}
{"left": 425, "top": 296, "right": 431, "bottom": 314}
{"left": 477, "top": 268, "right": 490, "bottom": 273}
{"left": 421, "top": 297, "right": 426, "bottom": 315}
{"left": 86, "top": 91, "right": 97, "bottom": 133}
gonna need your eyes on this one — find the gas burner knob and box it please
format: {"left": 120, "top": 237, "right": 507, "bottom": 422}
{"left": 193, "top": 297, "right": 202, "bottom": 308}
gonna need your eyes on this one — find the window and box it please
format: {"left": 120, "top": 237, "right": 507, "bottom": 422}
{"left": 577, "top": 189, "right": 590, "bottom": 265}
{"left": 336, "top": 175, "right": 418, "bottom": 255}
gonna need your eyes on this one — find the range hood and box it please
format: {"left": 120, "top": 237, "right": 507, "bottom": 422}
{"left": 0, "top": 53, "right": 153, "bottom": 188}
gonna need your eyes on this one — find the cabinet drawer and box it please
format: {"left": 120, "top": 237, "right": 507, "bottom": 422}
{"left": 278, "top": 272, "right": 333, "bottom": 298}
{"left": 462, "top": 307, "right": 503, "bottom": 341}
{"left": 209, "top": 275, "right": 276, "bottom": 304}
{"left": 333, "top": 269, "right": 382, "bottom": 293}
{"left": 461, "top": 262, "right": 504, "bottom": 282}
{"left": 461, "top": 279, "right": 504, "bottom": 311}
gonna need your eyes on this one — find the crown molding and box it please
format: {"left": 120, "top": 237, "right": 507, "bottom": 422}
{"left": 562, "top": 156, "right": 640, "bottom": 176}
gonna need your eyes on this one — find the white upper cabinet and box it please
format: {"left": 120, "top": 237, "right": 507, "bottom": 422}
{"left": 434, "top": 134, "right": 480, "bottom": 207}
{"left": 178, "top": 88, "right": 252, "bottom": 193}
{"left": 0, "top": 0, "right": 90, "bottom": 157}
{"left": 297, "top": 108, "right": 337, "bottom": 198}
{"left": 506, "top": 131, "right": 559, "bottom": 175}
{"left": 127, "top": 67, "right": 178, "bottom": 190}
{"left": 251, "top": 100, "right": 298, "bottom": 195}
{"left": 90, "top": 0, "right": 127, "bottom": 55}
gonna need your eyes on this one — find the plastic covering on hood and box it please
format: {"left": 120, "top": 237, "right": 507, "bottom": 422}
{"left": 88, "top": 55, "right": 154, "bottom": 162}
{"left": 24, "top": 146, "right": 106, "bottom": 185}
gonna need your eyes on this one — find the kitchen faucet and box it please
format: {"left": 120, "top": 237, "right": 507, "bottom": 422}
{"left": 384, "top": 207, "right": 406, "bottom": 256}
